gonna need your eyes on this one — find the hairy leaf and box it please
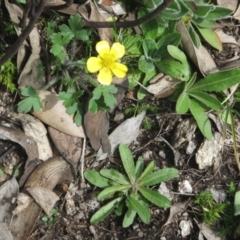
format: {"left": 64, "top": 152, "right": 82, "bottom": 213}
{"left": 176, "top": 92, "right": 190, "bottom": 114}
{"left": 100, "top": 169, "right": 130, "bottom": 185}
{"left": 98, "top": 185, "right": 131, "bottom": 201}
{"left": 189, "top": 99, "right": 212, "bottom": 140}
{"left": 139, "top": 187, "right": 171, "bottom": 208}
{"left": 119, "top": 144, "right": 136, "bottom": 183}
{"left": 139, "top": 168, "right": 178, "bottom": 186}
{"left": 90, "top": 197, "right": 123, "bottom": 224}
{"left": 84, "top": 170, "right": 110, "bottom": 188}
{"left": 137, "top": 161, "right": 155, "bottom": 183}
{"left": 189, "top": 69, "right": 240, "bottom": 92}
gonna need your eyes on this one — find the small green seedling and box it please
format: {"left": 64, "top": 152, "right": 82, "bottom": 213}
{"left": 84, "top": 144, "right": 178, "bottom": 227}
{"left": 195, "top": 191, "right": 227, "bottom": 226}
{"left": 41, "top": 208, "right": 58, "bottom": 226}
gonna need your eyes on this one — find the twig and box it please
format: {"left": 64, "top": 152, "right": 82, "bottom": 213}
{"left": 0, "top": 0, "right": 46, "bottom": 67}
{"left": 80, "top": 137, "right": 86, "bottom": 182}
{"left": 84, "top": 0, "right": 174, "bottom": 28}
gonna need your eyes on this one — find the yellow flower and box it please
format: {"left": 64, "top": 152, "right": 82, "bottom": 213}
{"left": 87, "top": 41, "right": 128, "bottom": 85}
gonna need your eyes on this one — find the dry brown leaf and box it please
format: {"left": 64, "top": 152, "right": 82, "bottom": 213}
{"left": 215, "top": 29, "right": 239, "bottom": 45}
{"left": 164, "top": 200, "right": 190, "bottom": 226}
{"left": 233, "top": 3, "right": 240, "bottom": 20}
{"left": 0, "top": 178, "right": 18, "bottom": 224}
{"left": 9, "top": 157, "right": 70, "bottom": 239}
{"left": 27, "top": 186, "right": 59, "bottom": 216}
{"left": 84, "top": 110, "right": 110, "bottom": 151}
{"left": 78, "top": 1, "right": 112, "bottom": 42}
{"left": 48, "top": 126, "right": 82, "bottom": 171}
{"left": 32, "top": 91, "right": 85, "bottom": 138}
{"left": 0, "top": 124, "right": 39, "bottom": 187}
{"left": 24, "top": 156, "right": 69, "bottom": 189}
{"left": 17, "top": 114, "right": 53, "bottom": 161}
{"left": 176, "top": 21, "right": 218, "bottom": 76}
{"left": 146, "top": 75, "right": 180, "bottom": 97}
{"left": 12, "top": 193, "right": 33, "bottom": 215}
{"left": 217, "top": 0, "right": 238, "bottom": 11}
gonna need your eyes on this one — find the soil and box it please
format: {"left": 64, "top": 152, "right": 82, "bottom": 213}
{"left": 1, "top": 2, "right": 240, "bottom": 240}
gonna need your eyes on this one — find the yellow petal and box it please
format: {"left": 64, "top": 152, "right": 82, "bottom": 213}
{"left": 98, "top": 67, "right": 112, "bottom": 85}
{"left": 96, "top": 41, "right": 110, "bottom": 59}
{"left": 87, "top": 57, "right": 103, "bottom": 73}
{"left": 110, "top": 62, "right": 128, "bottom": 78}
{"left": 110, "top": 42, "right": 125, "bottom": 59}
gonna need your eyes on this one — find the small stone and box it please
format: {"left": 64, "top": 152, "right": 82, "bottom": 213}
{"left": 158, "top": 182, "right": 174, "bottom": 201}
{"left": 179, "top": 220, "right": 192, "bottom": 238}
{"left": 186, "top": 141, "right": 196, "bottom": 155}
{"left": 178, "top": 180, "right": 193, "bottom": 194}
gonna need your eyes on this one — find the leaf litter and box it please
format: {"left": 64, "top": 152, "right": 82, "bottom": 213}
{"left": 0, "top": 0, "right": 240, "bottom": 239}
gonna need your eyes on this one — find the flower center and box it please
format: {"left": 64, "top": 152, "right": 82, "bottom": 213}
{"left": 102, "top": 53, "right": 115, "bottom": 68}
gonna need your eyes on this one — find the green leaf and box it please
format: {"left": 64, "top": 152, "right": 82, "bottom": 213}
{"left": 138, "top": 187, "right": 171, "bottom": 208}
{"left": 123, "top": 208, "right": 137, "bottom": 228}
{"left": 137, "top": 161, "right": 155, "bottom": 183}
{"left": 156, "top": 59, "right": 190, "bottom": 81}
{"left": 119, "top": 144, "right": 136, "bottom": 183}
{"left": 189, "top": 69, "right": 240, "bottom": 92}
{"left": 196, "top": 27, "right": 222, "bottom": 51}
{"left": 138, "top": 56, "right": 155, "bottom": 73}
{"left": 167, "top": 45, "right": 188, "bottom": 64}
{"left": 143, "top": 39, "right": 160, "bottom": 61}
{"left": 98, "top": 185, "right": 131, "bottom": 201}
{"left": 234, "top": 191, "right": 240, "bottom": 216}
{"left": 90, "top": 197, "right": 123, "bottom": 224}
{"left": 88, "top": 98, "right": 98, "bottom": 113}
{"left": 156, "top": 33, "right": 182, "bottom": 58}
{"left": 18, "top": 86, "right": 43, "bottom": 113}
{"left": 84, "top": 170, "right": 110, "bottom": 188}
{"left": 139, "top": 168, "right": 178, "bottom": 187}
{"left": 135, "top": 157, "right": 144, "bottom": 179}
{"left": 100, "top": 169, "right": 130, "bottom": 185}
{"left": 122, "top": 34, "right": 142, "bottom": 55}
{"left": 187, "top": 91, "right": 223, "bottom": 110}
{"left": 127, "top": 196, "right": 150, "bottom": 224}
{"left": 188, "top": 23, "right": 201, "bottom": 48}
{"left": 206, "top": 7, "right": 232, "bottom": 20}
{"left": 102, "top": 90, "right": 117, "bottom": 109}
{"left": 115, "top": 202, "right": 123, "bottom": 216}
{"left": 185, "top": 2, "right": 213, "bottom": 18}
{"left": 176, "top": 92, "right": 190, "bottom": 114}
{"left": 189, "top": 99, "right": 212, "bottom": 140}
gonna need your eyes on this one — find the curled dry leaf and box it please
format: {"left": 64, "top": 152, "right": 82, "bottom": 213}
{"left": 0, "top": 178, "right": 18, "bottom": 224}
{"left": 215, "top": 29, "right": 239, "bottom": 45}
{"left": 17, "top": 114, "right": 53, "bottom": 161}
{"left": 0, "top": 124, "right": 39, "bottom": 187}
{"left": 27, "top": 186, "right": 59, "bottom": 217}
{"left": 9, "top": 157, "right": 69, "bottom": 239}
{"left": 12, "top": 193, "right": 33, "bottom": 215}
{"left": 32, "top": 91, "right": 85, "bottom": 138}
{"left": 24, "top": 156, "right": 70, "bottom": 189}
{"left": 176, "top": 21, "right": 218, "bottom": 76}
